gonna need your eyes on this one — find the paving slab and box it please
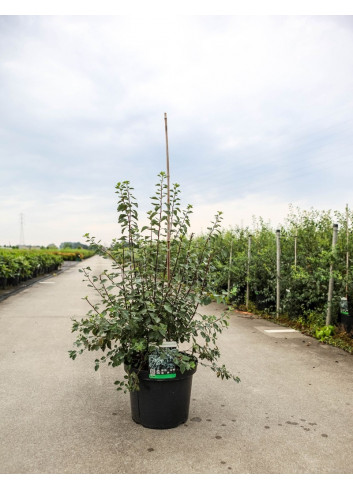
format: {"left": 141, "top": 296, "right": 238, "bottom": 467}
{"left": 0, "top": 255, "right": 352, "bottom": 474}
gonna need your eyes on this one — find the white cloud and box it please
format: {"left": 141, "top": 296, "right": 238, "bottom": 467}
{"left": 1, "top": 15, "right": 353, "bottom": 245}
{"left": 190, "top": 192, "right": 301, "bottom": 233}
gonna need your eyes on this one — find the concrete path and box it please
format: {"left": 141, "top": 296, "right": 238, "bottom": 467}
{"left": 0, "top": 255, "right": 352, "bottom": 474}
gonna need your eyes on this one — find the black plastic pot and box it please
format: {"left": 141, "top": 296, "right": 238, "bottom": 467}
{"left": 125, "top": 362, "right": 197, "bottom": 429}
{"left": 8, "top": 276, "right": 20, "bottom": 286}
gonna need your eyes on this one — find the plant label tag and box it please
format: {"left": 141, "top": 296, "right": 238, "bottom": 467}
{"left": 148, "top": 342, "right": 177, "bottom": 379}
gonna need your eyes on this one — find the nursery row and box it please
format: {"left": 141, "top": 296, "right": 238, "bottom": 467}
{"left": 193, "top": 206, "right": 353, "bottom": 328}
{"left": 0, "top": 248, "right": 95, "bottom": 289}
{"left": 49, "top": 248, "right": 96, "bottom": 261}
{"left": 0, "top": 249, "right": 63, "bottom": 288}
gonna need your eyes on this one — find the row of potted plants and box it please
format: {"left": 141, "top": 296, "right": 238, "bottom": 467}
{"left": 0, "top": 249, "right": 64, "bottom": 288}
{"left": 50, "top": 248, "right": 96, "bottom": 261}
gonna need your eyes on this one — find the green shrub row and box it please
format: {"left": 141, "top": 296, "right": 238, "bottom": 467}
{"left": 0, "top": 249, "right": 63, "bottom": 288}
{"left": 49, "top": 248, "right": 96, "bottom": 261}
{"left": 0, "top": 248, "right": 97, "bottom": 288}
{"left": 190, "top": 206, "right": 353, "bottom": 327}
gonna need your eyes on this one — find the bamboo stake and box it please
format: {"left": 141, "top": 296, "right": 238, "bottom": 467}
{"left": 164, "top": 113, "right": 171, "bottom": 283}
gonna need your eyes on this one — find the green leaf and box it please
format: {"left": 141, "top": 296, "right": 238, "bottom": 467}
{"left": 201, "top": 295, "right": 212, "bottom": 305}
{"left": 163, "top": 303, "right": 173, "bottom": 314}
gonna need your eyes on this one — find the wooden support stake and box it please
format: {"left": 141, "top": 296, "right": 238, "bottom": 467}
{"left": 246, "top": 235, "right": 252, "bottom": 309}
{"left": 164, "top": 113, "right": 171, "bottom": 283}
{"left": 276, "top": 229, "right": 281, "bottom": 319}
{"left": 294, "top": 228, "right": 297, "bottom": 268}
{"left": 326, "top": 223, "right": 338, "bottom": 326}
{"left": 227, "top": 240, "right": 233, "bottom": 296}
{"left": 346, "top": 204, "right": 349, "bottom": 296}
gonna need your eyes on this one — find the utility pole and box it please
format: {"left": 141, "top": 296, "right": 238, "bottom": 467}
{"left": 326, "top": 223, "right": 338, "bottom": 326}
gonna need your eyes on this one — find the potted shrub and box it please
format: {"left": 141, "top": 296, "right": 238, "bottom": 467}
{"left": 69, "top": 172, "right": 240, "bottom": 429}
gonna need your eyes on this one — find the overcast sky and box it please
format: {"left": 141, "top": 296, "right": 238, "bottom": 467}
{"left": 1, "top": 13, "right": 353, "bottom": 246}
